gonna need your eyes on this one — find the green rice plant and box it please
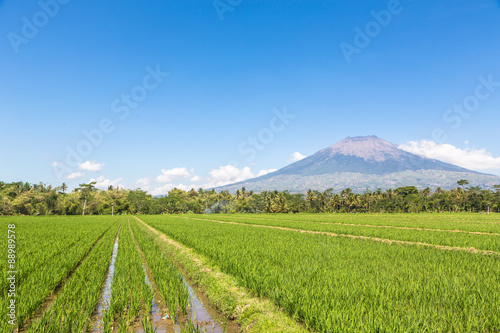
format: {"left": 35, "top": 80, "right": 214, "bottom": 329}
{"left": 141, "top": 315, "right": 158, "bottom": 333}
{"left": 220, "top": 212, "right": 500, "bottom": 233}
{"left": 105, "top": 218, "right": 151, "bottom": 330}
{"left": 177, "top": 276, "right": 190, "bottom": 316}
{"left": 0, "top": 216, "right": 117, "bottom": 331}
{"left": 142, "top": 274, "right": 154, "bottom": 315}
{"left": 141, "top": 214, "right": 500, "bottom": 332}
{"left": 117, "top": 315, "right": 128, "bottom": 333}
{"left": 180, "top": 320, "right": 202, "bottom": 333}
{"left": 192, "top": 213, "right": 500, "bottom": 252}
{"left": 26, "top": 220, "right": 121, "bottom": 332}
{"left": 130, "top": 219, "right": 191, "bottom": 318}
{"left": 102, "top": 309, "right": 113, "bottom": 333}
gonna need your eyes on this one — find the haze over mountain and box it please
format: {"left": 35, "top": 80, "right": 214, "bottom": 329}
{"left": 216, "top": 136, "right": 500, "bottom": 193}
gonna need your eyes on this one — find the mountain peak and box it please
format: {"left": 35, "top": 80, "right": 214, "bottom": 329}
{"left": 324, "top": 135, "right": 399, "bottom": 162}
{"left": 214, "top": 136, "right": 496, "bottom": 193}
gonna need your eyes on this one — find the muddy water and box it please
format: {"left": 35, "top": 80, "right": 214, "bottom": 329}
{"left": 184, "top": 282, "right": 229, "bottom": 333}
{"left": 138, "top": 267, "right": 234, "bottom": 333}
{"left": 93, "top": 235, "right": 119, "bottom": 331}
{"left": 92, "top": 218, "right": 237, "bottom": 333}
{"left": 140, "top": 265, "right": 171, "bottom": 333}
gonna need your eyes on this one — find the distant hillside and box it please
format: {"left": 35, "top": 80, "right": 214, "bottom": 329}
{"left": 216, "top": 136, "right": 500, "bottom": 193}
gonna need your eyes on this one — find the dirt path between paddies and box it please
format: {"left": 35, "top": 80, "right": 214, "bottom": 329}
{"left": 180, "top": 216, "right": 500, "bottom": 257}
{"left": 207, "top": 215, "right": 500, "bottom": 236}
{"left": 133, "top": 216, "right": 308, "bottom": 333}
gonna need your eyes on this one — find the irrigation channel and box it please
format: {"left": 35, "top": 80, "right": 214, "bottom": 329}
{"left": 93, "top": 227, "right": 120, "bottom": 331}
{"left": 91, "top": 218, "right": 233, "bottom": 333}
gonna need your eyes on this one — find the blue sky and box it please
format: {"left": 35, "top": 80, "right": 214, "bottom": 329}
{"left": 1, "top": 0, "right": 500, "bottom": 194}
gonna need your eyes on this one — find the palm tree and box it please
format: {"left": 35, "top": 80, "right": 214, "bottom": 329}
{"left": 421, "top": 187, "right": 431, "bottom": 198}
{"left": 76, "top": 182, "right": 97, "bottom": 215}
{"left": 306, "top": 190, "right": 316, "bottom": 211}
{"left": 457, "top": 179, "right": 469, "bottom": 189}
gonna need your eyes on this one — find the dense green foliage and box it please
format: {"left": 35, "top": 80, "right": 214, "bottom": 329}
{"left": 1, "top": 180, "right": 499, "bottom": 215}
{"left": 141, "top": 215, "right": 500, "bottom": 332}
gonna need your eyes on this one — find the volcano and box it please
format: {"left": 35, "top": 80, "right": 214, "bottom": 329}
{"left": 216, "top": 136, "right": 500, "bottom": 193}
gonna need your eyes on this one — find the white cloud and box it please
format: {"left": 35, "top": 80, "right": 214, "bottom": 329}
{"left": 290, "top": 152, "right": 307, "bottom": 162}
{"left": 150, "top": 183, "right": 194, "bottom": 196}
{"left": 257, "top": 168, "right": 277, "bottom": 177}
{"left": 51, "top": 161, "right": 60, "bottom": 167}
{"left": 207, "top": 165, "right": 255, "bottom": 187}
{"left": 65, "top": 172, "right": 84, "bottom": 180}
{"left": 155, "top": 167, "right": 191, "bottom": 183}
{"left": 147, "top": 165, "right": 279, "bottom": 195}
{"left": 90, "top": 176, "right": 125, "bottom": 190}
{"left": 190, "top": 175, "right": 202, "bottom": 182}
{"left": 399, "top": 140, "right": 500, "bottom": 171}
{"left": 78, "top": 160, "right": 105, "bottom": 172}
{"left": 135, "top": 178, "right": 151, "bottom": 190}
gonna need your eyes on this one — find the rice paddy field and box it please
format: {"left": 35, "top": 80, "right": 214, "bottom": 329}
{"left": 1, "top": 213, "right": 499, "bottom": 332}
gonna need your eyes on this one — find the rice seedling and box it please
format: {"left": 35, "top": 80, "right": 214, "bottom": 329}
{"left": 26, "top": 219, "right": 121, "bottom": 332}
{"left": 130, "top": 219, "right": 191, "bottom": 319}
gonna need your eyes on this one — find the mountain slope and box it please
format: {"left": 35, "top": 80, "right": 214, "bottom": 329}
{"left": 216, "top": 136, "right": 499, "bottom": 193}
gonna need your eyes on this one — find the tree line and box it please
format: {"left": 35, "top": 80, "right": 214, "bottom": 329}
{"left": 0, "top": 180, "right": 499, "bottom": 216}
